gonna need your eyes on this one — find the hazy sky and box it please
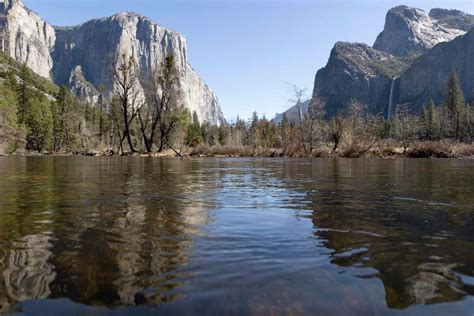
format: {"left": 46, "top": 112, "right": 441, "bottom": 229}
{"left": 24, "top": 0, "right": 473, "bottom": 121}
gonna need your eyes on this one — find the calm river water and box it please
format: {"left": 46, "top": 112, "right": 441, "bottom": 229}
{"left": 0, "top": 157, "right": 473, "bottom": 315}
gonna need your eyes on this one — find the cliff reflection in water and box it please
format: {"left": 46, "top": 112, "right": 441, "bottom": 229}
{"left": 0, "top": 157, "right": 473, "bottom": 315}
{"left": 0, "top": 157, "right": 213, "bottom": 311}
{"left": 303, "top": 159, "right": 474, "bottom": 309}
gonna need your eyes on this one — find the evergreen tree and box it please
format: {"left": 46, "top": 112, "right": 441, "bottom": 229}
{"left": 421, "top": 100, "right": 440, "bottom": 140}
{"left": 186, "top": 111, "right": 203, "bottom": 147}
{"left": 441, "top": 71, "right": 464, "bottom": 139}
{"left": 17, "top": 63, "right": 31, "bottom": 124}
{"left": 26, "top": 96, "right": 53, "bottom": 152}
{"left": 52, "top": 85, "right": 75, "bottom": 151}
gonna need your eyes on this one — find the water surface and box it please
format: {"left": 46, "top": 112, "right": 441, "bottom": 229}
{"left": 0, "top": 157, "right": 473, "bottom": 315}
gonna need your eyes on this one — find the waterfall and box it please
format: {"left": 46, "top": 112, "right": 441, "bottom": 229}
{"left": 387, "top": 77, "right": 397, "bottom": 120}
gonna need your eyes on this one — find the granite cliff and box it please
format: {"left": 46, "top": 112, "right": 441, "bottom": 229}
{"left": 397, "top": 28, "right": 474, "bottom": 111}
{"left": 288, "top": 5, "right": 473, "bottom": 120}
{"left": 373, "top": 6, "right": 466, "bottom": 57}
{"left": 0, "top": 0, "right": 225, "bottom": 125}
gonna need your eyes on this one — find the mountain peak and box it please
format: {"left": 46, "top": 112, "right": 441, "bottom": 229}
{"left": 112, "top": 11, "right": 149, "bottom": 21}
{"left": 0, "top": 0, "right": 22, "bottom": 12}
{"left": 0, "top": 0, "right": 225, "bottom": 124}
{"left": 373, "top": 5, "right": 465, "bottom": 57}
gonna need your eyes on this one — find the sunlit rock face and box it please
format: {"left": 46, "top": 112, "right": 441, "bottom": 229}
{"left": 373, "top": 6, "right": 466, "bottom": 57}
{"left": 0, "top": 0, "right": 55, "bottom": 78}
{"left": 310, "top": 42, "right": 408, "bottom": 116}
{"left": 0, "top": 1, "right": 225, "bottom": 125}
{"left": 295, "top": 5, "right": 474, "bottom": 121}
{"left": 53, "top": 12, "right": 225, "bottom": 124}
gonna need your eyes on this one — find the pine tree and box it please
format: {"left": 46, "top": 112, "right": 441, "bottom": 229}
{"left": 17, "top": 63, "right": 31, "bottom": 124}
{"left": 441, "top": 71, "right": 464, "bottom": 139}
{"left": 421, "top": 100, "right": 440, "bottom": 140}
{"left": 52, "top": 85, "right": 76, "bottom": 151}
{"left": 186, "top": 110, "right": 203, "bottom": 147}
{"left": 26, "top": 96, "right": 53, "bottom": 152}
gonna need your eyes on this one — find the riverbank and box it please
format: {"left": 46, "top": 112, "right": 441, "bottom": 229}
{"left": 190, "top": 141, "right": 474, "bottom": 158}
{"left": 2, "top": 141, "right": 474, "bottom": 158}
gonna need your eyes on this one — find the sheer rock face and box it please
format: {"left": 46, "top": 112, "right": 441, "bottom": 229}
{"left": 311, "top": 42, "right": 408, "bottom": 116}
{"left": 0, "top": 2, "right": 225, "bottom": 125}
{"left": 373, "top": 6, "right": 465, "bottom": 57}
{"left": 295, "top": 5, "right": 473, "bottom": 121}
{"left": 398, "top": 28, "right": 474, "bottom": 111}
{"left": 68, "top": 65, "right": 99, "bottom": 104}
{"left": 0, "top": 0, "right": 55, "bottom": 78}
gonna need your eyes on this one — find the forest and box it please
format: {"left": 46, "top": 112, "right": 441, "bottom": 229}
{"left": 0, "top": 53, "right": 473, "bottom": 158}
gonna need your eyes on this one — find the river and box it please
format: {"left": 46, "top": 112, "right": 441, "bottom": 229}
{"left": 0, "top": 157, "right": 473, "bottom": 315}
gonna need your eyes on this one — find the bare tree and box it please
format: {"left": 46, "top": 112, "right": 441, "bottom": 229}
{"left": 287, "top": 84, "right": 307, "bottom": 153}
{"left": 114, "top": 54, "right": 142, "bottom": 153}
{"left": 138, "top": 54, "right": 182, "bottom": 153}
{"left": 342, "top": 99, "right": 379, "bottom": 157}
{"left": 304, "top": 92, "right": 325, "bottom": 153}
{"left": 328, "top": 117, "right": 343, "bottom": 153}
{"left": 392, "top": 103, "right": 420, "bottom": 154}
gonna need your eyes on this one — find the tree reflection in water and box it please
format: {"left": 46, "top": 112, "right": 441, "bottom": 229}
{"left": 0, "top": 157, "right": 472, "bottom": 315}
{"left": 306, "top": 158, "right": 474, "bottom": 308}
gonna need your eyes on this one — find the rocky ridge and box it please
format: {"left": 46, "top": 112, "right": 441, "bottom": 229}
{"left": 274, "top": 5, "right": 473, "bottom": 121}
{"left": 0, "top": 0, "right": 225, "bottom": 125}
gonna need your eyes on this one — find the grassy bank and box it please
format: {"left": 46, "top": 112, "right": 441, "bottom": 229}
{"left": 190, "top": 141, "right": 474, "bottom": 158}
{"left": 2, "top": 141, "right": 473, "bottom": 158}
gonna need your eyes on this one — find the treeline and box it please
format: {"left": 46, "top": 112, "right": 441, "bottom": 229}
{"left": 194, "top": 71, "right": 473, "bottom": 158}
{"left": 0, "top": 54, "right": 193, "bottom": 155}
{"left": 0, "top": 64, "right": 97, "bottom": 153}
{"left": 0, "top": 53, "right": 472, "bottom": 157}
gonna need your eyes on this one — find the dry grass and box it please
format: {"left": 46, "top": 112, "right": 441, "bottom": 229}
{"left": 407, "top": 141, "right": 474, "bottom": 158}
{"left": 191, "top": 141, "right": 474, "bottom": 159}
{"left": 191, "top": 145, "right": 261, "bottom": 157}
{"left": 4, "top": 141, "right": 474, "bottom": 159}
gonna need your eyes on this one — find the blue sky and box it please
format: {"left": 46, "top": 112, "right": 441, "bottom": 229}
{"left": 24, "top": 0, "right": 473, "bottom": 121}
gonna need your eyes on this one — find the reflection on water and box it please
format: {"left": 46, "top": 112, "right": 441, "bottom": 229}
{"left": 0, "top": 157, "right": 473, "bottom": 315}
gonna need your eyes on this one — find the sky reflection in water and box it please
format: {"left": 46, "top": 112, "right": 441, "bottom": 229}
{"left": 0, "top": 157, "right": 473, "bottom": 315}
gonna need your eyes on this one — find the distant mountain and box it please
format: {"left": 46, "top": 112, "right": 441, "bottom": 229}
{"left": 0, "top": 0, "right": 225, "bottom": 125}
{"left": 275, "top": 5, "right": 474, "bottom": 122}
{"left": 272, "top": 100, "right": 310, "bottom": 124}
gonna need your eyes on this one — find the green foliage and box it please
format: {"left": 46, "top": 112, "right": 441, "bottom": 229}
{"left": 421, "top": 100, "right": 441, "bottom": 140}
{"left": 0, "top": 52, "right": 58, "bottom": 96}
{"left": 187, "top": 111, "right": 203, "bottom": 147}
{"left": 441, "top": 71, "right": 464, "bottom": 139}
{"left": 25, "top": 95, "right": 53, "bottom": 152}
{"left": 0, "top": 80, "right": 19, "bottom": 128}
